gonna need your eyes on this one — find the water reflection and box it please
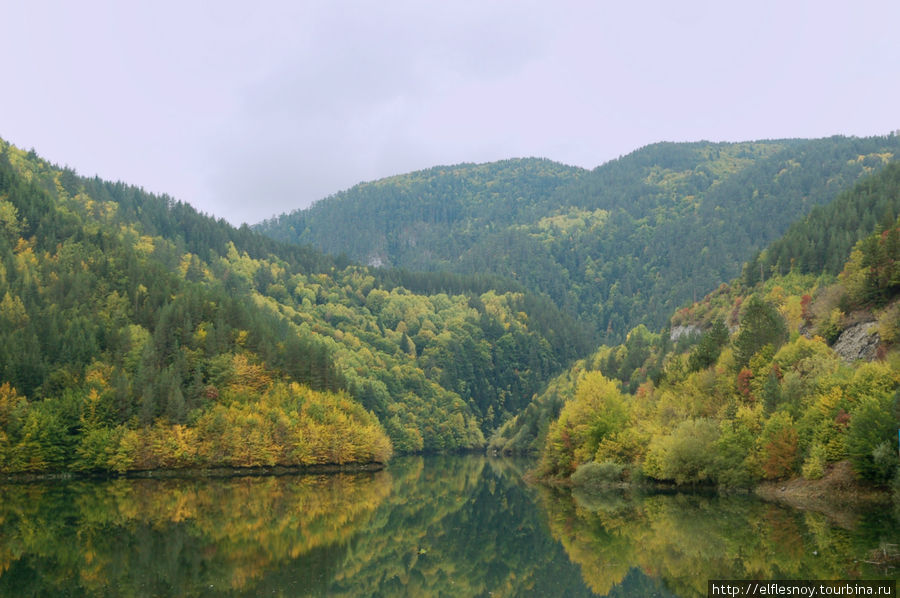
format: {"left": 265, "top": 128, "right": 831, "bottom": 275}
{"left": 0, "top": 457, "right": 595, "bottom": 597}
{"left": 537, "top": 486, "right": 898, "bottom": 598}
{"left": 0, "top": 458, "right": 896, "bottom": 597}
{"left": 327, "top": 456, "right": 596, "bottom": 597}
{"left": 0, "top": 472, "right": 392, "bottom": 596}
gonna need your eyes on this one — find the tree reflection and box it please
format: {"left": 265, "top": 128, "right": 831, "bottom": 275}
{"left": 1, "top": 459, "right": 895, "bottom": 597}
{"left": 327, "top": 455, "right": 597, "bottom": 597}
{"left": 0, "top": 472, "right": 391, "bottom": 596}
{"left": 536, "top": 487, "right": 899, "bottom": 597}
{"left": 0, "top": 457, "right": 601, "bottom": 597}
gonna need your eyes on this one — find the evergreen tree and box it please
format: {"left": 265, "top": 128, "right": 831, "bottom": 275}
{"left": 687, "top": 318, "right": 730, "bottom": 372}
{"left": 733, "top": 296, "right": 787, "bottom": 368}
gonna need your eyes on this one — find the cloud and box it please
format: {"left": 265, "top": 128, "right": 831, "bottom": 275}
{"left": 4, "top": 1, "right": 899, "bottom": 226}
{"left": 205, "top": 2, "right": 550, "bottom": 224}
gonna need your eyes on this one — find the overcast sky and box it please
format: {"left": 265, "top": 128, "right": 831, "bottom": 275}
{"left": 4, "top": 1, "right": 899, "bottom": 225}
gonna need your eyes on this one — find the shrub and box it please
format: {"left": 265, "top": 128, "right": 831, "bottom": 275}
{"left": 714, "top": 420, "right": 758, "bottom": 488}
{"left": 877, "top": 301, "right": 900, "bottom": 345}
{"left": 652, "top": 418, "right": 720, "bottom": 485}
{"left": 571, "top": 460, "right": 625, "bottom": 488}
{"left": 818, "top": 307, "right": 845, "bottom": 344}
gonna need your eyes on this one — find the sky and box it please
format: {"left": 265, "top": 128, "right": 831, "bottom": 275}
{"left": 3, "top": 1, "right": 899, "bottom": 226}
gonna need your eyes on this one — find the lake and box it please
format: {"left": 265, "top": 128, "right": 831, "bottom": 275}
{"left": 0, "top": 455, "right": 896, "bottom": 596}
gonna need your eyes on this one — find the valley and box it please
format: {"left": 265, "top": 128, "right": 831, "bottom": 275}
{"left": 0, "top": 134, "right": 897, "bottom": 500}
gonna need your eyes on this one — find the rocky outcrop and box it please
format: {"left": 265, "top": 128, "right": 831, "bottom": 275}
{"left": 832, "top": 321, "right": 880, "bottom": 362}
{"left": 366, "top": 253, "right": 387, "bottom": 267}
{"left": 670, "top": 325, "right": 701, "bottom": 342}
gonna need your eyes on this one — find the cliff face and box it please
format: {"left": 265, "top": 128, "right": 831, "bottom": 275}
{"left": 669, "top": 325, "right": 701, "bottom": 342}
{"left": 832, "top": 321, "right": 880, "bottom": 362}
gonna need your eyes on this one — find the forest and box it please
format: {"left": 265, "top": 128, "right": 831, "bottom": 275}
{"left": 0, "top": 138, "right": 589, "bottom": 473}
{"left": 0, "top": 133, "right": 898, "bottom": 485}
{"left": 493, "top": 164, "right": 900, "bottom": 490}
{"left": 258, "top": 135, "right": 900, "bottom": 341}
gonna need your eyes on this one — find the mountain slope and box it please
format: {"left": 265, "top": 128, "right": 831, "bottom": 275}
{"left": 258, "top": 135, "right": 900, "bottom": 340}
{"left": 258, "top": 158, "right": 586, "bottom": 269}
{"left": 744, "top": 160, "right": 900, "bottom": 280}
{"left": 0, "top": 139, "right": 591, "bottom": 473}
{"left": 0, "top": 139, "right": 394, "bottom": 472}
{"left": 492, "top": 164, "right": 900, "bottom": 490}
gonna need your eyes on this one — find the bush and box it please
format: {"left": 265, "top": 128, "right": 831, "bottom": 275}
{"left": 892, "top": 466, "right": 900, "bottom": 503}
{"left": 648, "top": 418, "right": 720, "bottom": 484}
{"left": 714, "top": 420, "right": 758, "bottom": 488}
{"left": 571, "top": 460, "right": 625, "bottom": 488}
{"left": 871, "top": 441, "right": 899, "bottom": 483}
{"left": 818, "top": 307, "right": 845, "bottom": 344}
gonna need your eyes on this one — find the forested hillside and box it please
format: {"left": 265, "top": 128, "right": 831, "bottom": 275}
{"left": 4, "top": 132, "right": 898, "bottom": 477}
{"left": 259, "top": 135, "right": 900, "bottom": 340}
{"left": 745, "top": 160, "right": 900, "bottom": 280}
{"left": 494, "top": 163, "right": 900, "bottom": 489}
{"left": 0, "top": 139, "right": 589, "bottom": 474}
{"left": 492, "top": 160, "right": 900, "bottom": 457}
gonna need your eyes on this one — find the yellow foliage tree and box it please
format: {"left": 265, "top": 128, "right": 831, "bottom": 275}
{"left": 540, "top": 372, "right": 628, "bottom": 476}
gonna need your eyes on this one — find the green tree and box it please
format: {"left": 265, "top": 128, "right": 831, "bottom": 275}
{"left": 651, "top": 418, "right": 720, "bottom": 485}
{"left": 687, "top": 318, "right": 729, "bottom": 372}
{"left": 846, "top": 392, "right": 899, "bottom": 482}
{"left": 733, "top": 296, "right": 788, "bottom": 368}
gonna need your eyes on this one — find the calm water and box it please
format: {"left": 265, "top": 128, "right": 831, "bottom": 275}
{"left": 0, "top": 456, "right": 896, "bottom": 597}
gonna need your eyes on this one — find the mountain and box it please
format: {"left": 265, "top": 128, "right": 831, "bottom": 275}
{"left": 493, "top": 161, "right": 900, "bottom": 457}
{"left": 0, "top": 138, "right": 591, "bottom": 474}
{"left": 258, "top": 135, "right": 900, "bottom": 341}
{"left": 3, "top": 132, "right": 898, "bottom": 477}
{"left": 744, "top": 160, "right": 900, "bottom": 281}
{"left": 494, "top": 163, "right": 900, "bottom": 488}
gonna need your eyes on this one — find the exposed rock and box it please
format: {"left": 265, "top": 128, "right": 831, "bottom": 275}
{"left": 670, "top": 325, "right": 701, "bottom": 342}
{"left": 832, "top": 321, "right": 880, "bottom": 362}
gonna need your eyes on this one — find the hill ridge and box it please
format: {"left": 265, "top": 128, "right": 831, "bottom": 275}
{"left": 256, "top": 133, "right": 900, "bottom": 341}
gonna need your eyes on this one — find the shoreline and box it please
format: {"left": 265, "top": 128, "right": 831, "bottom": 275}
{"left": 533, "top": 460, "right": 893, "bottom": 513}
{"left": 753, "top": 461, "right": 892, "bottom": 526}
{"left": 1, "top": 461, "right": 386, "bottom": 484}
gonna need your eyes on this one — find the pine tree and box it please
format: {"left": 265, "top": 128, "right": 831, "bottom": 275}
{"left": 733, "top": 296, "right": 787, "bottom": 368}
